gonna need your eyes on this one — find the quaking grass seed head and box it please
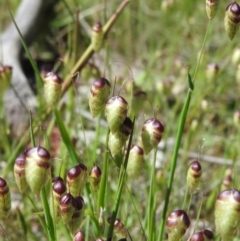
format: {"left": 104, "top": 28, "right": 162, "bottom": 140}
{"left": 74, "top": 230, "right": 85, "bottom": 241}
{"left": 67, "top": 163, "right": 87, "bottom": 197}
{"left": 206, "top": 63, "right": 219, "bottom": 82}
{"left": 60, "top": 193, "right": 75, "bottom": 224}
{"left": 214, "top": 189, "right": 240, "bottom": 240}
{"left": 187, "top": 160, "right": 202, "bottom": 192}
{"left": 221, "top": 167, "right": 233, "bottom": 191}
{"left": 89, "top": 165, "right": 102, "bottom": 191}
{"left": 107, "top": 217, "right": 127, "bottom": 239}
{"left": 206, "top": 0, "right": 219, "bottom": 20}
{"left": 89, "top": 77, "right": 111, "bottom": 117}
{"left": 91, "top": 22, "right": 104, "bottom": 52}
{"left": 0, "top": 177, "right": 11, "bottom": 219}
{"left": 232, "top": 47, "right": 240, "bottom": 65}
{"left": 224, "top": 2, "right": 240, "bottom": 40}
{"left": 25, "top": 146, "right": 51, "bottom": 194}
{"left": 105, "top": 96, "right": 128, "bottom": 133}
{"left": 50, "top": 177, "right": 67, "bottom": 223}
{"left": 189, "top": 229, "right": 214, "bottom": 241}
{"left": 43, "top": 72, "right": 62, "bottom": 108}
{"left": 166, "top": 210, "right": 190, "bottom": 241}
{"left": 68, "top": 196, "right": 84, "bottom": 234}
{"left": 14, "top": 151, "right": 28, "bottom": 193}
{"left": 108, "top": 117, "right": 133, "bottom": 156}
{"left": 141, "top": 118, "right": 164, "bottom": 154}
{"left": 127, "top": 145, "right": 144, "bottom": 178}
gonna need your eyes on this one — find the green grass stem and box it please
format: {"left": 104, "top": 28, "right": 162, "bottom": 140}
{"left": 106, "top": 117, "right": 134, "bottom": 241}
{"left": 157, "top": 73, "right": 193, "bottom": 241}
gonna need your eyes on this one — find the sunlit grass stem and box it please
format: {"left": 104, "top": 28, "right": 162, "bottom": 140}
{"left": 157, "top": 20, "right": 212, "bottom": 241}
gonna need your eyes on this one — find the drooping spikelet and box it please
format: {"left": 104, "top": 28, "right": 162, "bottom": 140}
{"left": 68, "top": 196, "right": 84, "bottom": 234}
{"left": 214, "top": 189, "right": 240, "bottom": 241}
{"left": 89, "top": 77, "right": 111, "bottom": 117}
{"left": 141, "top": 118, "right": 164, "bottom": 154}
{"left": 126, "top": 145, "right": 144, "bottom": 178}
{"left": 166, "top": 210, "right": 190, "bottom": 241}
{"left": 224, "top": 2, "right": 240, "bottom": 40}
{"left": 60, "top": 193, "right": 75, "bottom": 224}
{"left": 25, "top": 146, "right": 51, "bottom": 194}
{"left": 107, "top": 217, "right": 128, "bottom": 240}
{"left": 50, "top": 177, "right": 67, "bottom": 223}
{"left": 91, "top": 22, "right": 104, "bottom": 52}
{"left": 108, "top": 117, "right": 133, "bottom": 156}
{"left": 14, "top": 151, "right": 28, "bottom": 193}
{"left": 105, "top": 96, "right": 128, "bottom": 133}
{"left": 206, "top": 63, "right": 219, "bottom": 82}
{"left": 89, "top": 165, "right": 102, "bottom": 191}
{"left": 206, "top": 0, "right": 219, "bottom": 20}
{"left": 221, "top": 168, "right": 233, "bottom": 191}
{"left": 67, "top": 163, "right": 87, "bottom": 197}
{"left": 43, "top": 72, "right": 62, "bottom": 108}
{"left": 188, "top": 229, "right": 214, "bottom": 241}
{"left": 74, "top": 230, "right": 85, "bottom": 241}
{"left": 0, "top": 177, "right": 11, "bottom": 218}
{"left": 186, "top": 160, "right": 202, "bottom": 192}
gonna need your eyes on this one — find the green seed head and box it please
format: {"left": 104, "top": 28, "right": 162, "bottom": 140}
{"left": 224, "top": 2, "right": 240, "bottom": 40}
{"left": 108, "top": 117, "right": 133, "bottom": 156}
{"left": 67, "top": 163, "right": 87, "bottom": 197}
{"left": 68, "top": 196, "right": 84, "bottom": 234}
{"left": 89, "top": 77, "right": 111, "bottom": 117}
{"left": 206, "top": 0, "right": 219, "bottom": 20}
{"left": 221, "top": 168, "right": 233, "bottom": 191}
{"left": 50, "top": 177, "right": 67, "bottom": 223}
{"left": 166, "top": 210, "right": 190, "bottom": 241}
{"left": 187, "top": 160, "right": 202, "bottom": 192}
{"left": 105, "top": 96, "right": 128, "bottom": 133}
{"left": 206, "top": 63, "right": 219, "bottom": 82}
{"left": 127, "top": 145, "right": 144, "bottom": 178}
{"left": 25, "top": 146, "right": 51, "bottom": 194}
{"left": 189, "top": 229, "right": 214, "bottom": 241}
{"left": 141, "top": 118, "right": 164, "bottom": 154}
{"left": 0, "top": 177, "right": 11, "bottom": 219}
{"left": 0, "top": 65, "right": 12, "bottom": 97}
{"left": 60, "top": 193, "right": 75, "bottom": 224}
{"left": 89, "top": 165, "right": 102, "bottom": 191}
{"left": 43, "top": 72, "right": 62, "bottom": 108}
{"left": 215, "top": 189, "right": 240, "bottom": 240}
{"left": 232, "top": 47, "right": 240, "bottom": 65}
{"left": 91, "top": 22, "right": 104, "bottom": 52}
{"left": 74, "top": 230, "right": 85, "bottom": 241}
{"left": 14, "top": 151, "right": 28, "bottom": 193}
{"left": 107, "top": 217, "right": 127, "bottom": 239}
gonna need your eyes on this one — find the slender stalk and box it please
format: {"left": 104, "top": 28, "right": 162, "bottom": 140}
{"left": 148, "top": 148, "right": 157, "bottom": 241}
{"left": 97, "top": 129, "right": 110, "bottom": 214}
{"left": 157, "top": 87, "right": 192, "bottom": 241}
{"left": 157, "top": 20, "right": 211, "bottom": 241}
{"left": 106, "top": 117, "right": 135, "bottom": 241}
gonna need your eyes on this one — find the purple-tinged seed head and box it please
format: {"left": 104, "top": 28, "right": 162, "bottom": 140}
{"left": 92, "top": 78, "right": 110, "bottom": 89}
{"left": 130, "top": 145, "right": 144, "bottom": 155}
{"left": 93, "top": 22, "right": 102, "bottom": 32}
{"left": 203, "top": 229, "right": 214, "bottom": 239}
{"left": 217, "top": 189, "right": 240, "bottom": 202}
{"left": 89, "top": 165, "right": 102, "bottom": 178}
{"left": 74, "top": 230, "right": 85, "bottom": 241}
{"left": 143, "top": 118, "right": 164, "bottom": 134}
{"left": 0, "top": 178, "right": 7, "bottom": 189}
{"left": 60, "top": 193, "right": 74, "bottom": 205}
{"left": 15, "top": 152, "right": 27, "bottom": 167}
{"left": 166, "top": 210, "right": 190, "bottom": 228}
{"left": 229, "top": 2, "right": 240, "bottom": 16}
{"left": 78, "top": 163, "right": 87, "bottom": 172}
{"left": 44, "top": 72, "right": 62, "bottom": 84}
{"left": 67, "top": 165, "right": 82, "bottom": 179}
{"left": 53, "top": 177, "right": 66, "bottom": 195}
